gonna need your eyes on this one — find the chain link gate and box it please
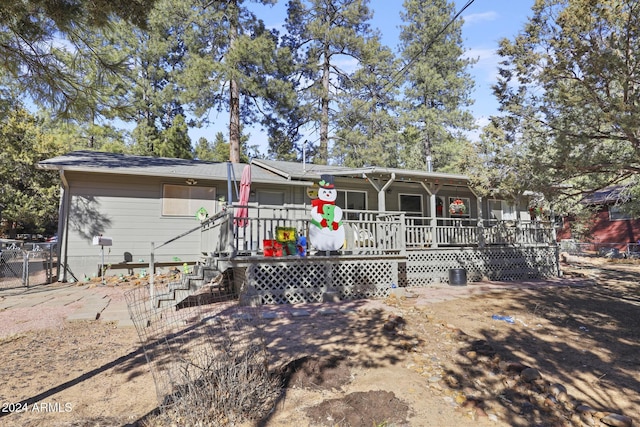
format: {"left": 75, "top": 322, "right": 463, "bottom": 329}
{"left": 0, "top": 242, "right": 56, "bottom": 290}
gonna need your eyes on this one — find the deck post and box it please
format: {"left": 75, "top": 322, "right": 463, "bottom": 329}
{"left": 420, "top": 183, "right": 440, "bottom": 249}
{"left": 430, "top": 193, "right": 438, "bottom": 248}
{"left": 377, "top": 173, "right": 395, "bottom": 211}
{"left": 477, "top": 195, "right": 485, "bottom": 248}
{"left": 398, "top": 213, "right": 407, "bottom": 255}
{"left": 228, "top": 212, "right": 237, "bottom": 256}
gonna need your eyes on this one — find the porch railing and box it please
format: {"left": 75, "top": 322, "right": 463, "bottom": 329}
{"left": 201, "top": 204, "right": 310, "bottom": 256}
{"left": 200, "top": 205, "right": 555, "bottom": 257}
{"left": 483, "top": 220, "right": 554, "bottom": 246}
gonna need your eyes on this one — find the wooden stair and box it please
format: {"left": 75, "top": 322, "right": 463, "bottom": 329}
{"left": 155, "top": 257, "right": 236, "bottom": 309}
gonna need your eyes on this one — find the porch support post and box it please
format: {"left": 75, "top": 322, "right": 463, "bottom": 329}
{"left": 57, "top": 170, "right": 71, "bottom": 282}
{"left": 420, "top": 182, "right": 440, "bottom": 248}
{"left": 398, "top": 213, "right": 407, "bottom": 256}
{"left": 364, "top": 173, "right": 395, "bottom": 212}
{"left": 469, "top": 187, "right": 485, "bottom": 248}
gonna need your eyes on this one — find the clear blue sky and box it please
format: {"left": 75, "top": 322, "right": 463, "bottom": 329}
{"left": 190, "top": 0, "right": 535, "bottom": 151}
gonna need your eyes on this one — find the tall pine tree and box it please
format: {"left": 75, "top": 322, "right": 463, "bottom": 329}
{"left": 331, "top": 35, "right": 401, "bottom": 167}
{"left": 397, "top": 0, "right": 476, "bottom": 172}
{"left": 175, "top": 0, "right": 292, "bottom": 163}
{"left": 493, "top": 0, "right": 640, "bottom": 211}
{"left": 0, "top": 0, "right": 156, "bottom": 116}
{"left": 285, "top": 0, "right": 377, "bottom": 164}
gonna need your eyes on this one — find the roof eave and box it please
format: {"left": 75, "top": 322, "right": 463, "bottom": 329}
{"left": 251, "top": 159, "right": 291, "bottom": 180}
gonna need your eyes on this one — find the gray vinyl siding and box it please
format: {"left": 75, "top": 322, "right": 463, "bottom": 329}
{"left": 63, "top": 172, "right": 221, "bottom": 278}
{"left": 62, "top": 172, "right": 304, "bottom": 278}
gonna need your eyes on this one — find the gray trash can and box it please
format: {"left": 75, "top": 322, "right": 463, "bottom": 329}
{"left": 448, "top": 268, "right": 467, "bottom": 286}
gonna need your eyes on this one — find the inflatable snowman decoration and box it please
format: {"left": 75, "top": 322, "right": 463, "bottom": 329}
{"left": 309, "top": 175, "right": 345, "bottom": 251}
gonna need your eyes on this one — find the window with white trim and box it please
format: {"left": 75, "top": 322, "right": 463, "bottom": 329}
{"left": 162, "top": 184, "right": 216, "bottom": 217}
{"left": 399, "top": 194, "right": 423, "bottom": 216}
{"left": 337, "top": 190, "right": 367, "bottom": 210}
{"left": 488, "top": 199, "right": 515, "bottom": 221}
{"left": 337, "top": 190, "right": 367, "bottom": 220}
{"left": 489, "top": 200, "right": 502, "bottom": 220}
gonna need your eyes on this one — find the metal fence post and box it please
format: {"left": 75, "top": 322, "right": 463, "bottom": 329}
{"left": 22, "top": 250, "right": 29, "bottom": 287}
{"left": 150, "top": 242, "right": 155, "bottom": 301}
{"left": 48, "top": 244, "right": 53, "bottom": 284}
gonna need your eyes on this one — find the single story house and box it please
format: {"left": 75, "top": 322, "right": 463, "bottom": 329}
{"left": 39, "top": 151, "right": 558, "bottom": 303}
{"left": 557, "top": 185, "right": 640, "bottom": 253}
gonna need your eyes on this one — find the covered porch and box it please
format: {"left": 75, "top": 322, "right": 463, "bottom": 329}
{"left": 145, "top": 158, "right": 559, "bottom": 307}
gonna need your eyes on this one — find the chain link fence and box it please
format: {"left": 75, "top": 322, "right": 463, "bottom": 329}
{"left": 0, "top": 241, "right": 56, "bottom": 290}
{"left": 559, "top": 240, "right": 640, "bottom": 258}
{"left": 124, "top": 282, "right": 279, "bottom": 425}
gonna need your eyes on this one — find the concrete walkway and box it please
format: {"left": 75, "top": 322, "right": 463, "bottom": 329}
{"left": 0, "top": 282, "right": 134, "bottom": 327}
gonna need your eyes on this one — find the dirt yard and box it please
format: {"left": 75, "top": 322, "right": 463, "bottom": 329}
{"left": 0, "top": 256, "right": 638, "bottom": 427}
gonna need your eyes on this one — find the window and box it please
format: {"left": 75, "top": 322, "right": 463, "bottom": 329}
{"left": 257, "top": 191, "right": 284, "bottom": 206}
{"left": 488, "top": 199, "right": 518, "bottom": 221}
{"left": 609, "top": 205, "right": 633, "bottom": 221}
{"left": 489, "top": 200, "right": 502, "bottom": 220}
{"left": 337, "top": 190, "right": 367, "bottom": 210}
{"left": 554, "top": 215, "right": 564, "bottom": 229}
{"left": 337, "top": 190, "right": 367, "bottom": 220}
{"left": 399, "top": 194, "right": 423, "bottom": 216}
{"left": 502, "top": 201, "right": 516, "bottom": 220}
{"left": 162, "top": 184, "right": 216, "bottom": 217}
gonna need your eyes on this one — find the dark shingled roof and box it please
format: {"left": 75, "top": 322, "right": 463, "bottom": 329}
{"left": 581, "top": 185, "right": 631, "bottom": 205}
{"left": 39, "top": 151, "right": 472, "bottom": 187}
{"left": 37, "top": 150, "right": 298, "bottom": 185}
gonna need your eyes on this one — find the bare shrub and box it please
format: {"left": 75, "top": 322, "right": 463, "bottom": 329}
{"left": 151, "top": 337, "right": 280, "bottom": 425}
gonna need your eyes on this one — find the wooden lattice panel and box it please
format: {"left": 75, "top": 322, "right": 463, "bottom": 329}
{"left": 246, "top": 261, "right": 329, "bottom": 304}
{"left": 245, "top": 258, "right": 393, "bottom": 304}
{"left": 234, "top": 246, "right": 558, "bottom": 305}
{"left": 334, "top": 260, "right": 394, "bottom": 300}
{"left": 405, "top": 247, "right": 557, "bottom": 287}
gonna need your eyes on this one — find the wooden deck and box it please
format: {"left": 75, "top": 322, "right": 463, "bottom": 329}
{"left": 150, "top": 204, "right": 560, "bottom": 307}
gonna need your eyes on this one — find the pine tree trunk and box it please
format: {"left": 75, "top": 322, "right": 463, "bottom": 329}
{"left": 228, "top": 0, "right": 241, "bottom": 163}
{"left": 318, "top": 43, "right": 330, "bottom": 164}
{"left": 230, "top": 77, "right": 240, "bottom": 163}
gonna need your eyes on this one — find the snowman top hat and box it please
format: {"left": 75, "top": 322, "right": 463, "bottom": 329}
{"left": 318, "top": 174, "right": 335, "bottom": 189}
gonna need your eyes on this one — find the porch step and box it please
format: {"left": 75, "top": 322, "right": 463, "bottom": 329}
{"left": 156, "top": 258, "right": 233, "bottom": 308}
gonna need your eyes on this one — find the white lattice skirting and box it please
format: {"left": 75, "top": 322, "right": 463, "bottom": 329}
{"left": 233, "top": 246, "right": 558, "bottom": 305}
